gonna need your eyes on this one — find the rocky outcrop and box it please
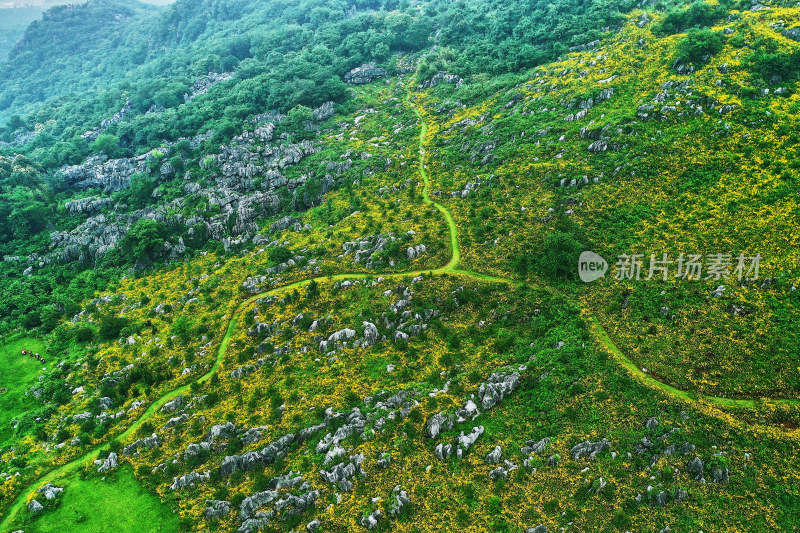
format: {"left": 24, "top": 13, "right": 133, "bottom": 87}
{"left": 342, "top": 233, "right": 399, "bottom": 267}
{"left": 570, "top": 438, "right": 610, "bottom": 460}
{"left": 51, "top": 121, "right": 324, "bottom": 265}
{"left": 434, "top": 425, "right": 485, "bottom": 460}
{"left": 122, "top": 433, "right": 161, "bottom": 456}
{"left": 389, "top": 485, "right": 410, "bottom": 516}
{"left": 360, "top": 509, "right": 381, "bottom": 529}
{"left": 315, "top": 408, "right": 367, "bottom": 454}
{"left": 406, "top": 244, "right": 427, "bottom": 259}
{"left": 363, "top": 322, "right": 379, "bottom": 346}
{"left": 170, "top": 470, "right": 211, "bottom": 490}
{"left": 313, "top": 101, "right": 335, "bottom": 121}
{"left": 82, "top": 98, "right": 132, "bottom": 142}
{"left": 50, "top": 214, "right": 127, "bottom": 262}
{"left": 205, "top": 499, "right": 231, "bottom": 519}
{"left": 419, "top": 71, "right": 462, "bottom": 89}
{"left": 320, "top": 453, "right": 365, "bottom": 491}
{"left": 344, "top": 62, "right": 388, "bottom": 84}
{"left": 28, "top": 499, "right": 44, "bottom": 513}
{"left": 478, "top": 372, "right": 520, "bottom": 410}
{"left": 37, "top": 483, "right": 63, "bottom": 500}
{"left": 58, "top": 153, "right": 151, "bottom": 193}
{"left": 185, "top": 72, "right": 234, "bottom": 102}
{"left": 688, "top": 456, "right": 705, "bottom": 482}
{"left": 161, "top": 395, "right": 185, "bottom": 412}
{"left": 96, "top": 452, "right": 118, "bottom": 472}
{"left": 782, "top": 28, "right": 800, "bottom": 41}
{"left": 208, "top": 422, "right": 236, "bottom": 442}
{"left": 65, "top": 196, "right": 112, "bottom": 215}
{"left": 219, "top": 434, "right": 296, "bottom": 477}
{"left": 427, "top": 411, "right": 455, "bottom": 439}
{"left": 522, "top": 437, "right": 551, "bottom": 455}
{"left": 485, "top": 445, "right": 503, "bottom": 464}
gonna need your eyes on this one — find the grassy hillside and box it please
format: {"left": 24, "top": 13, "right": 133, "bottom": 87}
{"left": 0, "top": 0, "right": 799, "bottom": 532}
{"left": 423, "top": 7, "right": 800, "bottom": 398}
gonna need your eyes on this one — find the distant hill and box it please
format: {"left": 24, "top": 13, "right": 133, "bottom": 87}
{"left": 0, "top": 5, "right": 47, "bottom": 62}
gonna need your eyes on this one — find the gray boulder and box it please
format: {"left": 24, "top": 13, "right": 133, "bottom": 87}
{"left": 526, "top": 526, "right": 549, "bottom": 533}
{"left": 485, "top": 445, "right": 503, "bottom": 464}
{"left": 345, "top": 62, "right": 388, "bottom": 84}
{"left": 457, "top": 426, "right": 485, "bottom": 451}
{"left": 363, "top": 322, "right": 379, "bottom": 346}
{"left": 360, "top": 509, "right": 381, "bottom": 529}
{"left": 240, "top": 490, "right": 279, "bottom": 519}
{"left": 713, "top": 467, "right": 729, "bottom": 483}
{"left": 522, "top": 437, "right": 551, "bottom": 455}
{"left": 170, "top": 470, "right": 210, "bottom": 491}
{"left": 37, "top": 483, "right": 64, "bottom": 500}
{"left": 688, "top": 457, "right": 705, "bottom": 482}
{"left": 489, "top": 466, "right": 508, "bottom": 479}
{"left": 96, "top": 452, "right": 118, "bottom": 472}
{"left": 161, "top": 394, "right": 186, "bottom": 412}
{"left": 28, "top": 499, "right": 44, "bottom": 513}
{"left": 204, "top": 499, "right": 231, "bottom": 518}
{"left": 389, "top": 485, "right": 410, "bottom": 516}
{"left": 570, "top": 438, "right": 610, "bottom": 460}
{"left": 426, "top": 412, "right": 454, "bottom": 439}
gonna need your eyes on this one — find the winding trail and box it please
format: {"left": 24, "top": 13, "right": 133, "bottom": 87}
{"left": 1, "top": 83, "right": 794, "bottom": 530}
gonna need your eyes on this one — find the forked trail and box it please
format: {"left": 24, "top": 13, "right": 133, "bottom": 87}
{"left": 1, "top": 82, "right": 792, "bottom": 531}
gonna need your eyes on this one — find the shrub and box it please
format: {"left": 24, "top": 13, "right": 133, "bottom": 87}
{"left": 539, "top": 230, "right": 584, "bottom": 280}
{"left": 678, "top": 29, "right": 724, "bottom": 64}
{"left": 745, "top": 43, "right": 800, "bottom": 82}
{"left": 268, "top": 246, "right": 292, "bottom": 264}
{"left": 655, "top": 2, "right": 720, "bottom": 35}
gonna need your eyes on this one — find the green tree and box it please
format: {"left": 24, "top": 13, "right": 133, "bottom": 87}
{"left": 123, "top": 218, "right": 166, "bottom": 262}
{"left": 99, "top": 314, "right": 130, "bottom": 340}
{"left": 124, "top": 173, "right": 156, "bottom": 209}
{"left": 268, "top": 246, "right": 292, "bottom": 264}
{"left": 538, "top": 231, "right": 584, "bottom": 280}
{"left": 90, "top": 133, "right": 121, "bottom": 158}
{"left": 678, "top": 29, "right": 724, "bottom": 64}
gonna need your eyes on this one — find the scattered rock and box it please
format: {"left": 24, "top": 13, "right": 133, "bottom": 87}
{"left": 688, "top": 457, "right": 705, "bottom": 482}
{"left": 28, "top": 499, "right": 44, "bottom": 513}
{"left": 96, "top": 452, "right": 118, "bottom": 472}
{"left": 526, "top": 526, "right": 549, "bottom": 533}
{"left": 485, "top": 445, "right": 503, "bottom": 464}
{"left": 570, "top": 438, "right": 610, "bottom": 460}
{"left": 345, "top": 62, "right": 388, "bottom": 84}
{"left": 37, "top": 483, "right": 63, "bottom": 500}
{"left": 360, "top": 509, "right": 381, "bottom": 529}
{"left": 389, "top": 485, "right": 410, "bottom": 516}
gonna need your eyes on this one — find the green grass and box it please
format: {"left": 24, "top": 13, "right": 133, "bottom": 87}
{"left": 25, "top": 467, "right": 179, "bottom": 533}
{"left": 0, "top": 336, "right": 48, "bottom": 446}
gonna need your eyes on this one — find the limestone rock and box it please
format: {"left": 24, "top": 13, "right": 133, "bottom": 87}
{"left": 570, "top": 438, "right": 610, "bottom": 460}
{"left": 96, "top": 452, "right": 118, "bottom": 472}
{"left": 345, "top": 62, "right": 388, "bottom": 84}
{"left": 204, "top": 499, "right": 231, "bottom": 518}
{"left": 28, "top": 499, "right": 44, "bottom": 513}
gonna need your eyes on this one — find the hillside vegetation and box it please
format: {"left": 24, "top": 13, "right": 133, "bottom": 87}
{"left": 0, "top": 0, "right": 798, "bottom": 532}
